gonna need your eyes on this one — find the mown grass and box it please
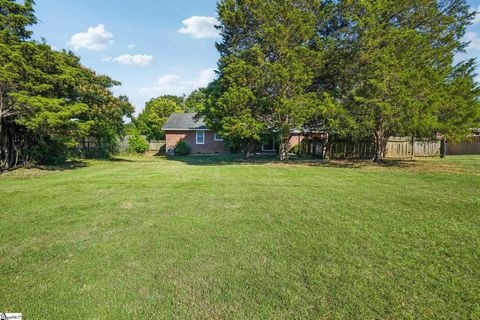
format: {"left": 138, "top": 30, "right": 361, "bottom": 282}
{"left": 0, "top": 155, "right": 479, "bottom": 319}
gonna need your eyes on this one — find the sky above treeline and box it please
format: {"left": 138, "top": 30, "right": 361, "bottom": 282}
{"left": 31, "top": 0, "right": 480, "bottom": 114}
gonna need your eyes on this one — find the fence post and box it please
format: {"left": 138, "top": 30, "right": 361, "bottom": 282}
{"left": 411, "top": 137, "right": 415, "bottom": 160}
{"left": 440, "top": 139, "right": 446, "bottom": 158}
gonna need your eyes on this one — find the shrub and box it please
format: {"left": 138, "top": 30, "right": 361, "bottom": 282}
{"left": 30, "top": 136, "right": 70, "bottom": 165}
{"left": 175, "top": 140, "right": 191, "bottom": 156}
{"left": 128, "top": 133, "right": 149, "bottom": 153}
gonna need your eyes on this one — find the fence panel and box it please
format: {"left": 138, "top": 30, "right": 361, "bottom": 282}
{"left": 446, "top": 141, "right": 480, "bottom": 155}
{"left": 118, "top": 136, "right": 129, "bottom": 153}
{"left": 385, "top": 138, "right": 412, "bottom": 159}
{"left": 149, "top": 140, "right": 166, "bottom": 152}
{"left": 385, "top": 138, "right": 440, "bottom": 159}
{"left": 414, "top": 141, "right": 441, "bottom": 157}
{"left": 305, "top": 137, "right": 441, "bottom": 159}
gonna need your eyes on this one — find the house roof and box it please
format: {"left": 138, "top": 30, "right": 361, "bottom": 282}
{"left": 162, "top": 113, "right": 209, "bottom": 131}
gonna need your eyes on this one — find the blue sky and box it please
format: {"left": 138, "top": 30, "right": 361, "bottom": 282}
{"left": 31, "top": 0, "right": 480, "bottom": 114}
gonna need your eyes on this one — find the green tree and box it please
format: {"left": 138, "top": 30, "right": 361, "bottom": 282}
{"left": 184, "top": 88, "right": 208, "bottom": 113}
{"left": 0, "top": 0, "right": 133, "bottom": 169}
{"left": 316, "top": 0, "right": 479, "bottom": 161}
{"left": 210, "top": 0, "right": 321, "bottom": 160}
{"left": 128, "top": 129, "right": 149, "bottom": 154}
{"left": 0, "top": 0, "right": 36, "bottom": 42}
{"left": 135, "top": 97, "right": 182, "bottom": 140}
{"left": 157, "top": 95, "right": 185, "bottom": 106}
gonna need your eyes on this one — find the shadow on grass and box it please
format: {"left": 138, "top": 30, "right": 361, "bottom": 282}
{"left": 294, "top": 158, "right": 418, "bottom": 169}
{"left": 36, "top": 157, "right": 135, "bottom": 171}
{"left": 101, "top": 157, "right": 136, "bottom": 163}
{"left": 36, "top": 160, "right": 89, "bottom": 171}
{"left": 0, "top": 157, "right": 139, "bottom": 177}
{"left": 167, "top": 154, "right": 278, "bottom": 166}
{"left": 167, "top": 154, "right": 421, "bottom": 169}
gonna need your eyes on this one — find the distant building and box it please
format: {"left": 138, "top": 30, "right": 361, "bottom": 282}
{"left": 162, "top": 113, "right": 228, "bottom": 154}
{"left": 162, "top": 113, "right": 304, "bottom": 155}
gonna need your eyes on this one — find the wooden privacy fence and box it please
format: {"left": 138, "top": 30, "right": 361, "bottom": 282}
{"left": 385, "top": 138, "right": 441, "bottom": 159}
{"left": 303, "top": 137, "right": 441, "bottom": 159}
{"left": 118, "top": 136, "right": 166, "bottom": 153}
{"left": 446, "top": 137, "right": 480, "bottom": 155}
{"left": 118, "top": 136, "right": 129, "bottom": 153}
{"left": 148, "top": 140, "right": 166, "bottom": 152}
{"left": 326, "top": 141, "right": 375, "bottom": 159}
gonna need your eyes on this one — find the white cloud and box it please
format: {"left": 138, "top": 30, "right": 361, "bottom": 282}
{"left": 197, "top": 68, "right": 216, "bottom": 87}
{"left": 102, "top": 54, "right": 154, "bottom": 66}
{"left": 471, "top": 6, "right": 480, "bottom": 24}
{"left": 178, "top": 16, "right": 219, "bottom": 39}
{"left": 465, "top": 32, "right": 480, "bottom": 50}
{"left": 68, "top": 24, "right": 113, "bottom": 51}
{"left": 140, "top": 68, "right": 216, "bottom": 98}
{"left": 127, "top": 43, "right": 135, "bottom": 49}
{"left": 112, "top": 54, "right": 153, "bottom": 66}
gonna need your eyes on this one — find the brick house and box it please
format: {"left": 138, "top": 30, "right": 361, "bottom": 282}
{"left": 163, "top": 113, "right": 305, "bottom": 155}
{"left": 163, "top": 113, "right": 228, "bottom": 154}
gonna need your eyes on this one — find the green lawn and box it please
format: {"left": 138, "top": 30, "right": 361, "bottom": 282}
{"left": 1, "top": 155, "right": 479, "bottom": 319}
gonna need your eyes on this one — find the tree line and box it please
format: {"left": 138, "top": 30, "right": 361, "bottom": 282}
{"left": 200, "top": 0, "right": 480, "bottom": 161}
{"left": 2, "top": 0, "right": 479, "bottom": 168}
{"left": 0, "top": 0, "right": 133, "bottom": 170}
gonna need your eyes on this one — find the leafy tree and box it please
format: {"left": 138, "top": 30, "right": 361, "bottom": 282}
{"left": 210, "top": 0, "right": 322, "bottom": 160}
{"left": 128, "top": 130, "right": 149, "bottom": 154}
{"left": 315, "top": 0, "right": 479, "bottom": 161}
{"left": 0, "top": 0, "right": 36, "bottom": 42}
{"left": 135, "top": 97, "right": 182, "bottom": 140}
{"left": 203, "top": 82, "right": 264, "bottom": 158}
{"left": 184, "top": 88, "right": 208, "bottom": 113}
{"left": 0, "top": 0, "right": 133, "bottom": 169}
{"left": 156, "top": 95, "right": 185, "bottom": 106}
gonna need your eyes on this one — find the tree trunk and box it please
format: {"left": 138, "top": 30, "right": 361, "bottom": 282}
{"left": 242, "top": 141, "right": 253, "bottom": 159}
{"left": 373, "top": 129, "right": 386, "bottom": 162}
{"left": 440, "top": 139, "right": 446, "bottom": 158}
{"left": 6, "top": 129, "right": 14, "bottom": 169}
{"left": 0, "top": 99, "right": 4, "bottom": 170}
{"left": 279, "top": 139, "right": 289, "bottom": 162}
{"left": 0, "top": 119, "right": 5, "bottom": 170}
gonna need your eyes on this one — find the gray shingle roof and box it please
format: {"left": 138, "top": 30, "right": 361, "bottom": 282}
{"left": 162, "top": 113, "right": 209, "bottom": 131}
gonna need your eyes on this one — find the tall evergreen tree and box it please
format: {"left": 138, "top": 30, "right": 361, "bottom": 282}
{"left": 315, "top": 0, "right": 479, "bottom": 161}
{"left": 209, "top": 0, "right": 322, "bottom": 160}
{"left": 185, "top": 88, "right": 208, "bottom": 113}
{"left": 0, "top": 0, "right": 133, "bottom": 169}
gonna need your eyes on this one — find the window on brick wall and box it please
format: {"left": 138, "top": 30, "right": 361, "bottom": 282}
{"left": 214, "top": 133, "right": 223, "bottom": 141}
{"left": 196, "top": 131, "right": 205, "bottom": 144}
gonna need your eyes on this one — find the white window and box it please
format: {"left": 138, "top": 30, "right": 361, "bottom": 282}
{"left": 196, "top": 131, "right": 205, "bottom": 144}
{"left": 262, "top": 138, "right": 276, "bottom": 151}
{"left": 214, "top": 133, "right": 223, "bottom": 141}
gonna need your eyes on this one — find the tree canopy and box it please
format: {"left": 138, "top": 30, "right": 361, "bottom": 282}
{"left": 134, "top": 90, "right": 209, "bottom": 140}
{"left": 314, "top": 0, "right": 480, "bottom": 161}
{"left": 203, "top": 0, "right": 480, "bottom": 161}
{"left": 207, "top": 0, "right": 322, "bottom": 160}
{"left": 135, "top": 97, "right": 183, "bottom": 140}
{"left": 0, "top": 0, "right": 133, "bottom": 170}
